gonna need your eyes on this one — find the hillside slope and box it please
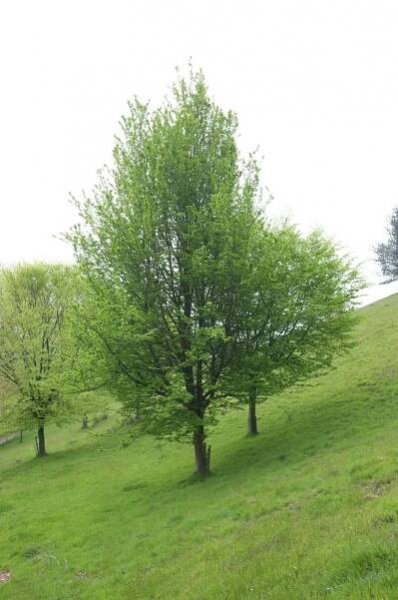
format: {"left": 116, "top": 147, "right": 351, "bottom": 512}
{"left": 1, "top": 295, "right": 398, "bottom": 599}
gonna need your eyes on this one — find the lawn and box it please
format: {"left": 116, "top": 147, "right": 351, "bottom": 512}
{"left": 1, "top": 295, "right": 398, "bottom": 599}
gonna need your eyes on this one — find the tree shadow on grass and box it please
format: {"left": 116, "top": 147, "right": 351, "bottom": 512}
{"left": 211, "top": 381, "right": 397, "bottom": 483}
{"left": 0, "top": 429, "right": 119, "bottom": 483}
{"left": 2, "top": 373, "right": 398, "bottom": 496}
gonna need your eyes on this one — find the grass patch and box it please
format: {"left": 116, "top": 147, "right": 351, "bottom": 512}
{"left": 1, "top": 295, "right": 398, "bottom": 598}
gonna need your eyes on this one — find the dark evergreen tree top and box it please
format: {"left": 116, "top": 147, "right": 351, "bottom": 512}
{"left": 375, "top": 207, "right": 398, "bottom": 283}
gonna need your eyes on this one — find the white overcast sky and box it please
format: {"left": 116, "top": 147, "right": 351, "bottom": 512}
{"left": 1, "top": 0, "right": 398, "bottom": 304}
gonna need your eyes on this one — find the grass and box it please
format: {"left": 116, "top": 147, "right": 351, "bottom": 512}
{"left": 1, "top": 295, "right": 398, "bottom": 599}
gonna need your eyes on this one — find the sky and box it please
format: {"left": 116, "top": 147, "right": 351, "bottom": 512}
{"left": 1, "top": 0, "right": 398, "bottom": 305}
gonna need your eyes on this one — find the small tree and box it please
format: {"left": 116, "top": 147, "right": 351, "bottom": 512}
{"left": 375, "top": 207, "right": 398, "bottom": 282}
{"left": 69, "top": 69, "right": 263, "bottom": 476}
{"left": 226, "top": 226, "right": 362, "bottom": 435}
{"left": 0, "top": 263, "right": 89, "bottom": 456}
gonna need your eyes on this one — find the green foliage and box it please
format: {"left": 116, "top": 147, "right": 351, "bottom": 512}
{"left": 68, "top": 66, "right": 362, "bottom": 470}
{"left": 1, "top": 296, "right": 398, "bottom": 598}
{"left": 227, "top": 225, "right": 363, "bottom": 405}
{"left": 0, "top": 394, "right": 25, "bottom": 436}
{"left": 0, "top": 263, "right": 97, "bottom": 448}
{"left": 68, "top": 67, "right": 262, "bottom": 471}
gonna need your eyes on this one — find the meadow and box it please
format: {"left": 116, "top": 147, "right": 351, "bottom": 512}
{"left": 1, "top": 295, "right": 398, "bottom": 599}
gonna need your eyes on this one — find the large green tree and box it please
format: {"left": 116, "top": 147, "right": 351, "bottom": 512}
{"left": 69, "top": 68, "right": 362, "bottom": 475}
{"left": 69, "top": 69, "right": 262, "bottom": 475}
{"left": 226, "top": 225, "right": 362, "bottom": 435}
{"left": 0, "top": 263, "right": 94, "bottom": 456}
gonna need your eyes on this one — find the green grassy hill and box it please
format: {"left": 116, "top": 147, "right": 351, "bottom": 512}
{"left": 1, "top": 295, "right": 398, "bottom": 599}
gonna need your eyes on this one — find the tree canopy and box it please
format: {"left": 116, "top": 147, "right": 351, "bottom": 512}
{"left": 68, "top": 67, "right": 362, "bottom": 475}
{"left": 69, "top": 70, "right": 265, "bottom": 474}
{"left": 375, "top": 207, "right": 398, "bottom": 282}
{"left": 225, "top": 225, "right": 362, "bottom": 434}
{"left": 0, "top": 263, "right": 93, "bottom": 455}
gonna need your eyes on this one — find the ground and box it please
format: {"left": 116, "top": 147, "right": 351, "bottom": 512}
{"left": 1, "top": 295, "right": 398, "bottom": 599}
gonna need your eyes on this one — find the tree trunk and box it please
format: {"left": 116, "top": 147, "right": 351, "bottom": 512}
{"left": 193, "top": 426, "right": 210, "bottom": 476}
{"left": 36, "top": 423, "right": 46, "bottom": 457}
{"left": 19, "top": 430, "right": 23, "bottom": 443}
{"left": 247, "top": 386, "right": 258, "bottom": 435}
{"left": 82, "top": 415, "right": 88, "bottom": 429}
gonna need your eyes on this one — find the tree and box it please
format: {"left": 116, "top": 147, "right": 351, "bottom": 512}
{"left": 225, "top": 225, "right": 362, "bottom": 435}
{"left": 0, "top": 263, "right": 92, "bottom": 456}
{"left": 68, "top": 68, "right": 362, "bottom": 475}
{"left": 375, "top": 207, "right": 398, "bottom": 282}
{"left": 68, "top": 68, "right": 262, "bottom": 476}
